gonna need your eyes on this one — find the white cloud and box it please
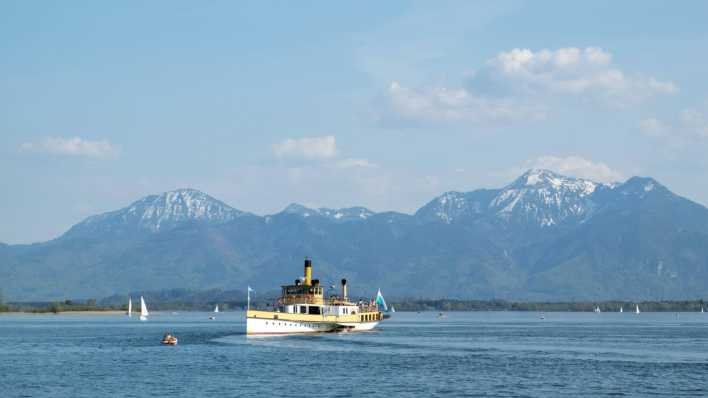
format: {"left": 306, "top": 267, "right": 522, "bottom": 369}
{"left": 335, "top": 158, "right": 379, "bottom": 169}
{"left": 641, "top": 108, "right": 708, "bottom": 143}
{"left": 377, "top": 81, "right": 546, "bottom": 127}
{"left": 375, "top": 47, "right": 676, "bottom": 128}
{"left": 531, "top": 156, "right": 623, "bottom": 182}
{"left": 503, "top": 156, "right": 623, "bottom": 183}
{"left": 680, "top": 109, "right": 708, "bottom": 139}
{"left": 272, "top": 135, "right": 337, "bottom": 160}
{"left": 20, "top": 136, "right": 119, "bottom": 158}
{"left": 639, "top": 118, "right": 668, "bottom": 137}
{"left": 477, "top": 47, "right": 677, "bottom": 105}
{"left": 272, "top": 136, "right": 378, "bottom": 171}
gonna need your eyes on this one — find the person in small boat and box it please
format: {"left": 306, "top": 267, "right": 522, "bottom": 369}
{"left": 161, "top": 332, "right": 177, "bottom": 344}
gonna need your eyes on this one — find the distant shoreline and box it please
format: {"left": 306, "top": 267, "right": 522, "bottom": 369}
{"left": 2, "top": 298, "right": 706, "bottom": 314}
{"left": 387, "top": 299, "right": 707, "bottom": 312}
{"left": 0, "top": 310, "right": 126, "bottom": 316}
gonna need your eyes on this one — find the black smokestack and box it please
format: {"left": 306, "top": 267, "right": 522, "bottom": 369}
{"left": 341, "top": 278, "right": 348, "bottom": 299}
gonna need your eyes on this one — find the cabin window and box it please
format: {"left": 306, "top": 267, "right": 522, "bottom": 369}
{"left": 300, "top": 306, "right": 307, "bottom": 314}
{"left": 308, "top": 306, "right": 321, "bottom": 315}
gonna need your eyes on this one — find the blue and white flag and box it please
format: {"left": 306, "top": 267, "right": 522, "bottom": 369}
{"left": 375, "top": 288, "right": 387, "bottom": 311}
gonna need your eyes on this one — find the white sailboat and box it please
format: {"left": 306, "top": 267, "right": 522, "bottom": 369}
{"left": 391, "top": 306, "right": 396, "bottom": 313}
{"left": 635, "top": 304, "right": 640, "bottom": 314}
{"left": 619, "top": 306, "right": 623, "bottom": 313}
{"left": 594, "top": 306, "right": 601, "bottom": 313}
{"left": 139, "top": 296, "right": 149, "bottom": 321}
{"left": 127, "top": 297, "right": 132, "bottom": 317}
{"left": 214, "top": 304, "right": 219, "bottom": 313}
{"left": 702, "top": 307, "right": 704, "bottom": 313}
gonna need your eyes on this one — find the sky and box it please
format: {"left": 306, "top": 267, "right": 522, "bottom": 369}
{"left": 2, "top": 1, "right": 708, "bottom": 243}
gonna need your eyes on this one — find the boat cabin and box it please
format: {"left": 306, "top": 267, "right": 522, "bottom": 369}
{"left": 275, "top": 259, "right": 370, "bottom": 316}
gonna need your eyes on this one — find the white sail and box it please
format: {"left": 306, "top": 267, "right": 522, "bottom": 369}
{"left": 619, "top": 307, "right": 623, "bottom": 313}
{"left": 702, "top": 307, "right": 704, "bottom": 313}
{"left": 635, "top": 304, "right": 640, "bottom": 314}
{"left": 391, "top": 306, "right": 396, "bottom": 313}
{"left": 128, "top": 297, "right": 132, "bottom": 317}
{"left": 214, "top": 304, "right": 219, "bottom": 313}
{"left": 140, "top": 296, "right": 149, "bottom": 321}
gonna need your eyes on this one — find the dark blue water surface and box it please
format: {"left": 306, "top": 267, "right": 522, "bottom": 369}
{"left": 1, "top": 311, "right": 707, "bottom": 397}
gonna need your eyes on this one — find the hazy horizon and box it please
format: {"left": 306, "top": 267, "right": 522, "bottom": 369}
{"left": 3, "top": 1, "right": 708, "bottom": 243}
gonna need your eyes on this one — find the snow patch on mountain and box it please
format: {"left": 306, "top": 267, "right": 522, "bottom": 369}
{"left": 433, "top": 192, "right": 469, "bottom": 223}
{"left": 280, "top": 203, "right": 375, "bottom": 222}
{"left": 415, "top": 191, "right": 489, "bottom": 224}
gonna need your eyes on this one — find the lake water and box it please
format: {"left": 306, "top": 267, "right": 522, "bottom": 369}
{"left": 1, "top": 311, "right": 707, "bottom": 397}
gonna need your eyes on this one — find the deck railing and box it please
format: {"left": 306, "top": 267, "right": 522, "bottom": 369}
{"left": 275, "top": 296, "right": 381, "bottom": 313}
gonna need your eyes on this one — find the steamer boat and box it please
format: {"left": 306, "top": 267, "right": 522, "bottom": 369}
{"left": 246, "top": 258, "right": 385, "bottom": 335}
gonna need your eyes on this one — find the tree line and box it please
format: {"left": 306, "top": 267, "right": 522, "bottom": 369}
{"left": 390, "top": 298, "right": 707, "bottom": 312}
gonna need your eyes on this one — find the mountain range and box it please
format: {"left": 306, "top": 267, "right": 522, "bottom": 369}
{"left": 2, "top": 169, "right": 708, "bottom": 301}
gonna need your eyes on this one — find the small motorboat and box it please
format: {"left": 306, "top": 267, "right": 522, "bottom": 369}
{"left": 160, "top": 332, "right": 178, "bottom": 345}
{"left": 209, "top": 316, "right": 216, "bottom": 320}
{"left": 437, "top": 312, "right": 447, "bottom": 319}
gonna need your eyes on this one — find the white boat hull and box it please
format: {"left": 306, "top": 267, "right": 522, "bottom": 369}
{"left": 246, "top": 317, "right": 379, "bottom": 336}
{"left": 335, "top": 321, "right": 379, "bottom": 331}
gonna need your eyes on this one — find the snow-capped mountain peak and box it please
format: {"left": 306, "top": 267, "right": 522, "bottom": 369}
{"left": 417, "top": 170, "right": 614, "bottom": 227}
{"left": 67, "top": 188, "right": 243, "bottom": 236}
{"left": 490, "top": 170, "right": 606, "bottom": 226}
{"left": 124, "top": 188, "right": 242, "bottom": 230}
{"left": 510, "top": 169, "right": 598, "bottom": 195}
